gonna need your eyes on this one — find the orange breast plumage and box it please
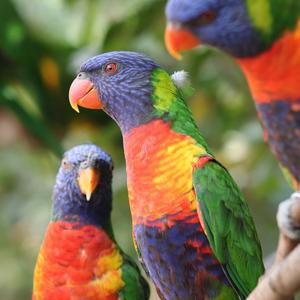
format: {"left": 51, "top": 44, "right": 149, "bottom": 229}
{"left": 237, "top": 20, "right": 300, "bottom": 103}
{"left": 32, "top": 221, "right": 124, "bottom": 300}
{"left": 123, "top": 119, "right": 206, "bottom": 225}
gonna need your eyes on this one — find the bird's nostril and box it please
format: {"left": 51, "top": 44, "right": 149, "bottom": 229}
{"left": 80, "top": 161, "right": 89, "bottom": 169}
{"left": 77, "top": 72, "right": 87, "bottom": 79}
{"left": 168, "top": 21, "right": 183, "bottom": 30}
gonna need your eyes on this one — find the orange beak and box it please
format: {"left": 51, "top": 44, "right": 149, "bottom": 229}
{"left": 165, "top": 23, "right": 200, "bottom": 60}
{"left": 69, "top": 77, "right": 103, "bottom": 113}
{"left": 77, "top": 167, "right": 100, "bottom": 201}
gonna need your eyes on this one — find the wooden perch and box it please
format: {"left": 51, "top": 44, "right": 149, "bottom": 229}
{"left": 247, "top": 192, "right": 300, "bottom": 300}
{"left": 247, "top": 244, "right": 300, "bottom": 300}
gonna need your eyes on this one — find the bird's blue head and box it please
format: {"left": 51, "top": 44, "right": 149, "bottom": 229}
{"left": 165, "top": 0, "right": 266, "bottom": 58}
{"left": 69, "top": 51, "right": 160, "bottom": 133}
{"left": 53, "top": 144, "right": 113, "bottom": 227}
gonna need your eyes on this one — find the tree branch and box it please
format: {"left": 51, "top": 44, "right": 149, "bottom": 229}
{"left": 247, "top": 244, "right": 300, "bottom": 300}
{"left": 247, "top": 192, "right": 300, "bottom": 300}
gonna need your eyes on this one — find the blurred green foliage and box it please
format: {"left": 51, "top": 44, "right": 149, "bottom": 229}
{"left": 0, "top": 0, "right": 292, "bottom": 299}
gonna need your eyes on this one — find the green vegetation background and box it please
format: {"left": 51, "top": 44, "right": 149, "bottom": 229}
{"left": 0, "top": 0, "right": 292, "bottom": 299}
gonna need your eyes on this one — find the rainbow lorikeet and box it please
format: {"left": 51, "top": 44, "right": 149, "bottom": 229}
{"left": 68, "top": 51, "right": 264, "bottom": 300}
{"left": 165, "top": 0, "right": 300, "bottom": 190}
{"left": 32, "top": 144, "right": 150, "bottom": 300}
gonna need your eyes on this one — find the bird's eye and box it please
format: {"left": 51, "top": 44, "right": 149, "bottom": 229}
{"left": 103, "top": 63, "right": 118, "bottom": 75}
{"left": 190, "top": 10, "right": 217, "bottom": 26}
{"left": 61, "top": 158, "right": 73, "bottom": 171}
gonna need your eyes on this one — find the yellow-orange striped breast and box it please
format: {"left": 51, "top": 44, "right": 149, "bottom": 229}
{"left": 123, "top": 119, "right": 206, "bottom": 225}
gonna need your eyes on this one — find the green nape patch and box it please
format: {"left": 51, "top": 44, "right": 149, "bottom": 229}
{"left": 151, "top": 68, "right": 177, "bottom": 114}
{"left": 246, "top": 0, "right": 272, "bottom": 35}
{"left": 150, "top": 68, "right": 212, "bottom": 155}
{"left": 246, "top": 0, "right": 300, "bottom": 43}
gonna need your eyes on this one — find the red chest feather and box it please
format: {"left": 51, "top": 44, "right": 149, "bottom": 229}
{"left": 33, "top": 221, "right": 124, "bottom": 300}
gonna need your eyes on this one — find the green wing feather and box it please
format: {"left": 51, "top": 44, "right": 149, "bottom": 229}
{"left": 120, "top": 252, "right": 150, "bottom": 300}
{"left": 192, "top": 158, "right": 265, "bottom": 298}
{"left": 109, "top": 223, "right": 149, "bottom": 300}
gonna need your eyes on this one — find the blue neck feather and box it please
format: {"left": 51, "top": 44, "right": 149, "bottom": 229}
{"left": 98, "top": 70, "right": 157, "bottom": 134}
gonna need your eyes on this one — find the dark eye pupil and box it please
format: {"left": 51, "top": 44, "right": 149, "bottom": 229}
{"left": 202, "top": 11, "right": 214, "bottom": 21}
{"left": 104, "top": 63, "right": 118, "bottom": 74}
{"left": 189, "top": 10, "right": 216, "bottom": 26}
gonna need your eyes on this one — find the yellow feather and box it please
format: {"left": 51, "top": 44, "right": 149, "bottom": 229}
{"left": 152, "top": 69, "right": 177, "bottom": 112}
{"left": 91, "top": 270, "right": 124, "bottom": 297}
{"left": 246, "top": 0, "right": 272, "bottom": 34}
{"left": 95, "top": 246, "right": 123, "bottom": 277}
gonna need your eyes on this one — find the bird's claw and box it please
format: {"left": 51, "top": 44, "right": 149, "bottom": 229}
{"left": 277, "top": 192, "right": 300, "bottom": 240}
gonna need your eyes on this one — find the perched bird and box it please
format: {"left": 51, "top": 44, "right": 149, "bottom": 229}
{"left": 165, "top": 0, "right": 300, "bottom": 190}
{"left": 32, "top": 144, "right": 150, "bottom": 300}
{"left": 69, "top": 51, "right": 264, "bottom": 300}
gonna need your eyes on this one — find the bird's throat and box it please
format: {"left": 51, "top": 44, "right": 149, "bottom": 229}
{"left": 237, "top": 21, "right": 300, "bottom": 103}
